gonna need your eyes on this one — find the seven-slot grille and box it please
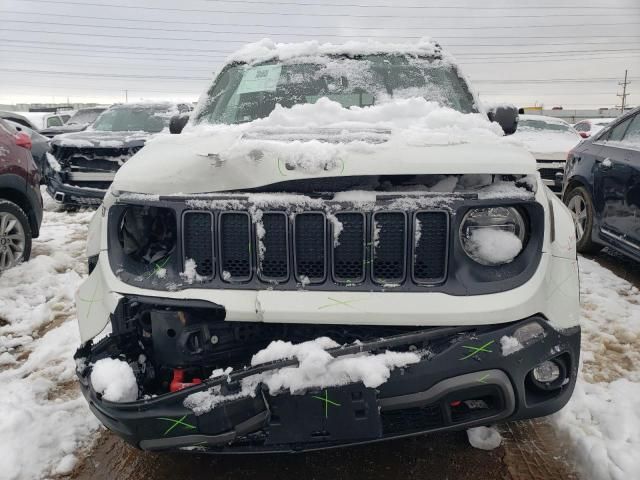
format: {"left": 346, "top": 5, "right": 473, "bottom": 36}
{"left": 181, "top": 209, "right": 449, "bottom": 287}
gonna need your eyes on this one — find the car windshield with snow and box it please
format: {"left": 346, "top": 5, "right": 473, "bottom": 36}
{"left": 74, "top": 39, "right": 580, "bottom": 453}
{"left": 44, "top": 102, "right": 191, "bottom": 207}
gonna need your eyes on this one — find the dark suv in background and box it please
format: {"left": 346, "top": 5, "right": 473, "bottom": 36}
{"left": 45, "top": 102, "right": 191, "bottom": 207}
{"left": 563, "top": 106, "right": 640, "bottom": 261}
{"left": 0, "top": 119, "right": 43, "bottom": 271}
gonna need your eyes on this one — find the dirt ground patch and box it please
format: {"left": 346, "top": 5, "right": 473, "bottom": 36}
{"left": 72, "top": 419, "right": 577, "bottom": 480}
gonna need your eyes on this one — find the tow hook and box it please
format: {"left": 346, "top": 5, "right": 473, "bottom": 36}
{"left": 169, "top": 368, "right": 203, "bottom": 392}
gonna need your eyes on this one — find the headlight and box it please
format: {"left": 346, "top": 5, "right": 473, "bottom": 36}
{"left": 460, "top": 207, "right": 526, "bottom": 266}
{"left": 118, "top": 205, "right": 176, "bottom": 264}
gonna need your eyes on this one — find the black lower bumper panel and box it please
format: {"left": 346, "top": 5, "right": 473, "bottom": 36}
{"left": 78, "top": 315, "right": 580, "bottom": 453}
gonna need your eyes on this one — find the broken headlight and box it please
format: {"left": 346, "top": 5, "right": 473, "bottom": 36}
{"left": 117, "top": 205, "right": 177, "bottom": 264}
{"left": 459, "top": 207, "right": 527, "bottom": 266}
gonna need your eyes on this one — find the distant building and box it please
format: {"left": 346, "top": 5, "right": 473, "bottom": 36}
{"left": 521, "top": 107, "right": 635, "bottom": 123}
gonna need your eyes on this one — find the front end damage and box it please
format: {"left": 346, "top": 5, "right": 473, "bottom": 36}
{"left": 74, "top": 172, "right": 581, "bottom": 452}
{"left": 75, "top": 298, "right": 579, "bottom": 452}
{"left": 45, "top": 142, "right": 143, "bottom": 207}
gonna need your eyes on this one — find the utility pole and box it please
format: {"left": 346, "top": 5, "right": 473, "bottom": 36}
{"left": 124, "top": 89, "right": 128, "bottom": 102}
{"left": 616, "top": 70, "right": 630, "bottom": 113}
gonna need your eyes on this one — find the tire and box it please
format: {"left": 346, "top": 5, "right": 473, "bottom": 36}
{"left": 564, "top": 186, "right": 603, "bottom": 254}
{"left": 0, "top": 199, "right": 33, "bottom": 271}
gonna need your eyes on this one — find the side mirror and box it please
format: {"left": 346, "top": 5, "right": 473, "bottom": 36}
{"left": 487, "top": 105, "right": 519, "bottom": 135}
{"left": 170, "top": 114, "right": 189, "bottom": 134}
{"left": 579, "top": 132, "right": 589, "bottom": 139}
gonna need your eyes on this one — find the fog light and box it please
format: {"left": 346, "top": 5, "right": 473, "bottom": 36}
{"left": 533, "top": 361, "right": 560, "bottom": 383}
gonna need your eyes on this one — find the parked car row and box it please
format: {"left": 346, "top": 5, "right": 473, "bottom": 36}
{"left": 0, "top": 118, "right": 43, "bottom": 271}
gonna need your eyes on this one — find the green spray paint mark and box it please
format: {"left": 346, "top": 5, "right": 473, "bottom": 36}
{"left": 143, "top": 255, "right": 171, "bottom": 280}
{"left": 77, "top": 274, "right": 102, "bottom": 319}
{"left": 312, "top": 389, "right": 341, "bottom": 418}
{"left": 158, "top": 415, "right": 197, "bottom": 436}
{"left": 459, "top": 340, "right": 495, "bottom": 361}
{"left": 477, "top": 373, "right": 491, "bottom": 384}
{"left": 277, "top": 158, "right": 288, "bottom": 177}
{"left": 318, "top": 296, "right": 367, "bottom": 310}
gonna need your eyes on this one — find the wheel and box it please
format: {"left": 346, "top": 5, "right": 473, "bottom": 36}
{"left": 0, "top": 199, "right": 33, "bottom": 271}
{"left": 564, "top": 186, "right": 602, "bottom": 254}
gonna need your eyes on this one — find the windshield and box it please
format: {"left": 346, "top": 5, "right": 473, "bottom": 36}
{"left": 69, "top": 108, "right": 105, "bottom": 125}
{"left": 195, "top": 55, "right": 475, "bottom": 125}
{"left": 92, "top": 105, "right": 174, "bottom": 133}
{"left": 519, "top": 119, "right": 574, "bottom": 133}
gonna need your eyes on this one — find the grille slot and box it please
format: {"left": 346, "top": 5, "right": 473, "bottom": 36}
{"left": 219, "top": 212, "right": 252, "bottom": 282}
{"left": 294, "top": 212, "right": 326, "bottom": 283}
{"left": 372, "top": 212, "right": 407, "bottom": 284}
{"left": 332, "top": 212, "right": 366, "bottom": 283}
{"left": 413, "top": 211, "right": 449, "bottom": 283}
{"left": 182, "top": 211, "right": 214, "bottom": 278}
{"left": 258, "top": 212, "right": 289, "bottom": 282}
{"left": 381, "top": 404, "right": 443, "bottom": 434}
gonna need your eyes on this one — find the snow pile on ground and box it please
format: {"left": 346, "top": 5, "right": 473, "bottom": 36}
{"left": 467, "top": 426, "right": 503, "bottom": 450}
{"left": 552, "top": 257, "right": 640, "bottom": 480}
{"left": 90, "top": 358, "right": 138, "bottom": 402}
{"left": 466, "top": 228, "right": 523, "bottom": 265}
{"left": 185, "top": 337, "right": 421, "bottom": 415}
{"left": 0, "top": 193, "right": 100, "bottom": 479}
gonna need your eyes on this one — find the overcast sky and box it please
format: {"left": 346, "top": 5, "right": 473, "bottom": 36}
{"left": 1, "top": 0, "right": 639, "bottom": 109}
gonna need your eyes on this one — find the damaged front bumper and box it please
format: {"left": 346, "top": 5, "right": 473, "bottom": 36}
{"left": 76, "top": 315, "right": 580, "bottom": 453}
{"left": 45, "top": 172, "right": 106, "bottom": 207}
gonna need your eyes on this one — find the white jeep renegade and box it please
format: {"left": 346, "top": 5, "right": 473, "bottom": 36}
{"left": 74, "top": 39, "right": 580, "bottom": 453}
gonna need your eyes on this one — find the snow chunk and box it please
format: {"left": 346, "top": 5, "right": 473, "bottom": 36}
{"left": 226, "top": 37, "right": 442, "bottom": 66}
{"left": 500, "top": 335, "right": 523, "bottom": 356}
{"left": 90, "top": 358, "right": 138, "bottom": 403}
{"left": 467, "top": 426, "right": 502, "bottom": 450}
{"left": 184, "top": 337, "right": 421, "bottom": 415}
{"left": 251, "top": 337, "right": 339, "bottom": 365}
{"left": 180, "top": 258, "right": 204, "bottom": 284}
{"left": 467, "top": 229, "right": 523, "bottom": 265}
{"left": 326, "top": 213, "right": 344, "bottom": 247}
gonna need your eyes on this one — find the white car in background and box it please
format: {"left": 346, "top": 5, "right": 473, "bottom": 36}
{"left": 9, "top": 111, "right": 68, "bottom": 131}
{"left": 511, "top": 114, "right": 582, "bottom": 194}
{"left": 573, "top": 117, "right": 616, "bottom": 138}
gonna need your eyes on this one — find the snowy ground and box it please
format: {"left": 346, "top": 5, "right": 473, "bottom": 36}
{"left": 0, "top": 193, "right": 99, "bottom": 480}
{"left": 552, "top": 258, "right": 640, "bottom": 480}
{"left": 0, "top": 191, "right": 639, "bottom": 479}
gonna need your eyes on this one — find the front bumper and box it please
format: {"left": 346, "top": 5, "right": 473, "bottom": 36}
{"left": 45, "top": 172, "right": 106, "bottom": 207}
{"left": 77, "top": 316, "right": 580, "bottom": 453}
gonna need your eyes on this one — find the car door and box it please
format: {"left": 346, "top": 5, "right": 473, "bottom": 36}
{"left": 593, "top": 112, "right": 640, "bottom": 249}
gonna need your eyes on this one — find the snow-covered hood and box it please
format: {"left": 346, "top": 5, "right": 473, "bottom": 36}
{"left": 51, "top": 130, "right": 152, "bottom": 149}
{"left": 508, "top": 130, "right": 581, "bottom": 160}
{"left": 113, "top": 98, "right": 538, "bottom": 195}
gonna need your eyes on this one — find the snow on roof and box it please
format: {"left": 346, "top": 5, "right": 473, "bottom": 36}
{"left": 579, "top": 117, "right": 617, "bottom": 124}
{"left": 225, "top": 37, "right": 443, "bottom": 65}
{"left": 109, "top": 101, "right": 177, "bottom": 110}
{"left": 518, "top": 114, "right": 573, "bottom": 126}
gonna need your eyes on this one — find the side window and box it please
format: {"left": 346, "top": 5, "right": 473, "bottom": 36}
{"left": 621, "top": 113, "right": 640, "bottom": 147}
{"left": 607, "top": 117, "right": 633, "bottom": 142}
{"left": 47, "top": 116, "right": 63, "bottom": 127}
